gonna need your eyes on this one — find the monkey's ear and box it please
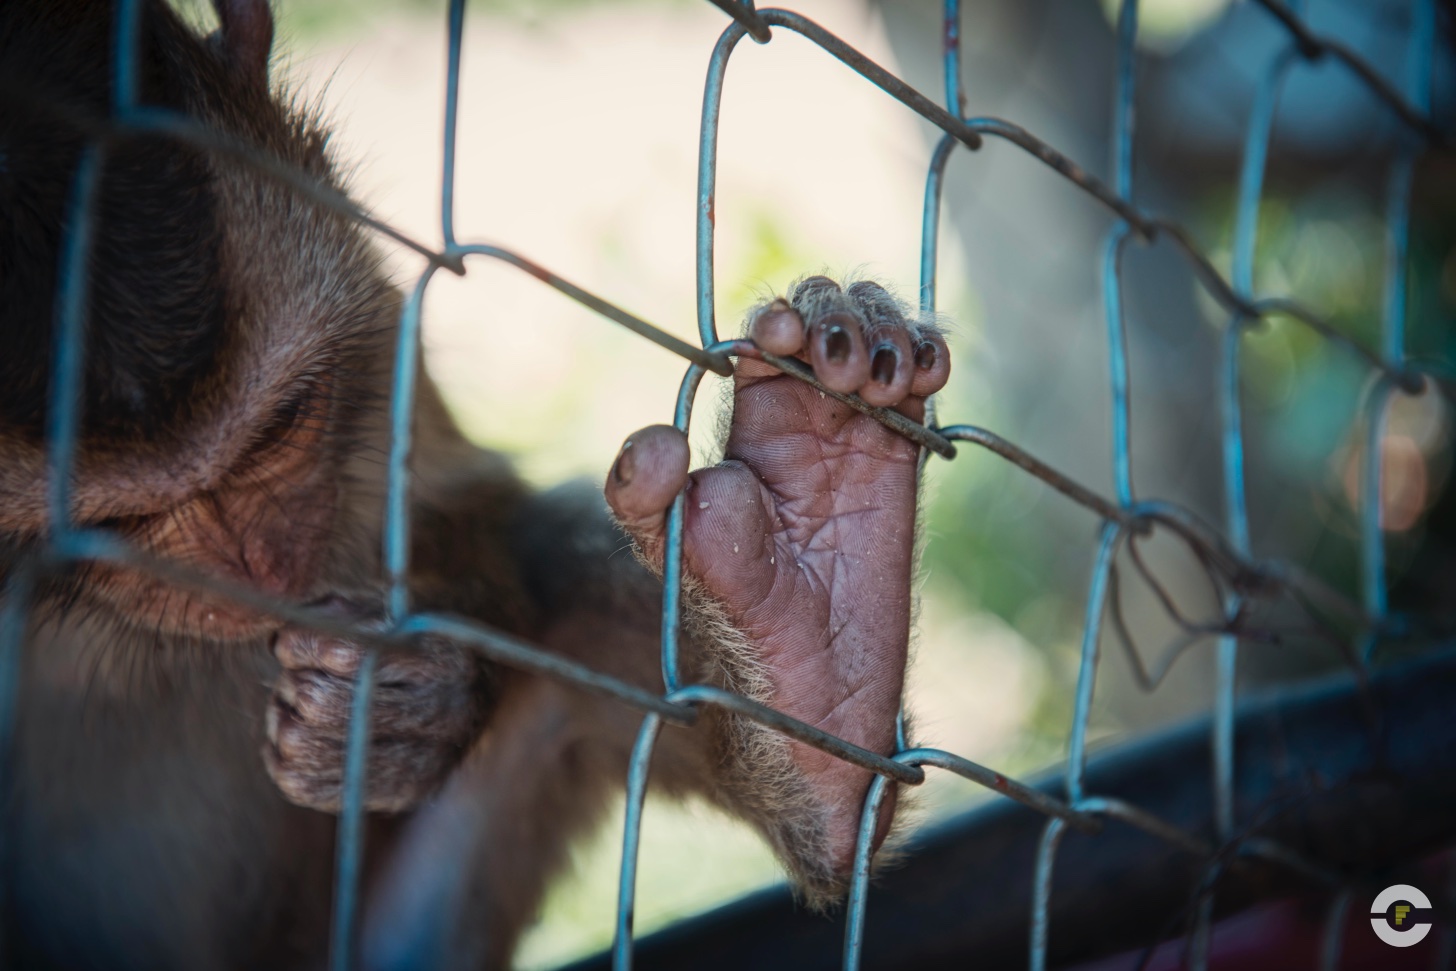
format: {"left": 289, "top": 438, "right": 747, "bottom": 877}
{"left": 210, "top": 0, "right": 274, "bottom": 89}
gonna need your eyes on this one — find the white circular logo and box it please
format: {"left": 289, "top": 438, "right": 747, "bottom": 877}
{"left": 1370, "top": 884, "right": 1432, "bottom": 947}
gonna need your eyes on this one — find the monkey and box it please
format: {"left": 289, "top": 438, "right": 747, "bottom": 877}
{"left": 0, "top": 1, "right": 952, "bottom": 968}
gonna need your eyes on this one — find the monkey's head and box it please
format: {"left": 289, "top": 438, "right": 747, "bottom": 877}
{"left": 0, "top": 0, "right": 400, "bottom": 640}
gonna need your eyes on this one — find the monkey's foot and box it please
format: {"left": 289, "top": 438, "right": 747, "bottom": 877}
{"left": 263, "top": 599, "right": 490, "bottom": 814}
{"left": 605, "top": 277, "right": 950, "bottom": 897}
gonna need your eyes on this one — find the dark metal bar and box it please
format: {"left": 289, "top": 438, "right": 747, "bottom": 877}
{"left": 1066, "top": 522, "right": 1124, "bottom": 803}
{"left": 965, "top": 116, "right": 1150, "bottom": 232}
{"left": 659, "top": 363, "right": 711, "bottom": 692}
{"left": 850, "top": 742, "right": 1109, "bottom": 964}
{"left": 920, "top": 134, "right": 957, "bottom": 317}
{"left": 924, "top": 749, "right": 1102, "bottom": 834}
{"left": 757, "top": 352, "right": 956, "bottom": 458}
{"left": 1030, "top": 816, "right": 1069, "bottom": 971}
{"left": 27, "top": 530, "right": 699, "bottom": 726}
{"left": 613, "top": 714, "right": 667, "bottom": 971}
{"left": 939, "top": 425, "right": 1136, "bottom": 527}
{"left": 397, "top": 616, "right": 697, "bottom": 725}
{"left": 562, "top": 650, "right": 1456, "bottom": 971}
{"left": 668, "top": 686, "right": 925, "bottom": 785}
{"left": 1249, "top": 0, "right": 1446, "bottom": 144}
{"left": 328, "top": 646, "right": 378, "bottom": 971}
{"left": 1361, "top": 0, "right": 1436, "bottom": 657}
{"left": 45, "top": 145, "right": 105, "bottom": 534}
{"left": 704, "top": 0, "right": 772, "bottom": 43}
{"left": 384, "top": 269, "right": 438, "bottom": 621}
{"left": 456, "top": 244, "right": 732, "bottom": 376}
{"left": 441, "top": 0, "right": 467, "bottom": 247}
{"left": 1102, "top": 224, "right": 1136, "bottom": 507}
{"left": 1110, "top": 0, "right": 1138, "bottom": 203}
{"left": 755, "top": 11, "right": 982, "bottom": 152}
{"left": 697, "top": 9, "right": 984, "bottom": 345}
{"left": 942, "top": 0, "right": 964, "bottom": 118}
{"left": 118, "top": 108, "right": 459, "bottom": 271}
{"left": 112, "top": 0, "right": 143, "bottom": 112}
{"left": 1360, "top": 377, "right": 1399, "bottom": 637}
{"left": 844, "top": 771, "right": 894, "bottom": 971}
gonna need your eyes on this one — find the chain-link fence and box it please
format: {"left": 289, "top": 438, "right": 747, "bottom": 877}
{"left": 1, "top": 0, "right": 1451, "bottom": 969}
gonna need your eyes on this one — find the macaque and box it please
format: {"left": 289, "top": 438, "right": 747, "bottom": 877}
{"left": 0, "top": 1, "right": 951, "bottom": 969}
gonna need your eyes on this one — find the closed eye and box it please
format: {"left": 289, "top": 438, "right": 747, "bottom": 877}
{"left": 240, "top": 377, "right": 332, "bottom": 464}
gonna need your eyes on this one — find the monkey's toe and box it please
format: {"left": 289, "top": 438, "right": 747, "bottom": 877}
{"left": 748, "top": 298, "right": 805, "bottom": 355}
{"left": 747, "top": 276, "right": 949, "bottom": 410}
{"left": 263, "top": 729, "right": 457, "bottom": 815}
{"left": 604, "top": 424, "right": 690, "bottom": 570}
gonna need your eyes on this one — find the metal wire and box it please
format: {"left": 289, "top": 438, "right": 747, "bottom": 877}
{"left": 0, "top": 0, "right": 1448, "bottom": 969}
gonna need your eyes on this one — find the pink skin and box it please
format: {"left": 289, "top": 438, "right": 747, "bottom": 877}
{"left": 605, "top": 279, "right": 950, "bottom": 878}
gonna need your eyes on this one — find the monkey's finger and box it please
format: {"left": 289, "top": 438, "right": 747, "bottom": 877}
{"left": 276, "top": 625, "right": 474, "bottom": 690}
{"left": 376, "top": 637, "right": 477, "bottom": 686}
{"left": 807, "top": 309, "right": 870, "bottom": 395}
{"left": 604, "top": 425, "right": 690, "bottom": 568}
{"left": 908, "top": 327, "right": 951, "bottom": 398}
{"left": 274, "top": 628, "right": 364, "bottom": 677}
{"left": 273, "top": 595, "right": 390, "bottom": 675}
{"left": 266, "top": 679, "right": 469, "bottom": 774}
{"left": 749, "top": 299, "right": 806, "bottom": 356}
{"left": 263, "top": 734, "right": 453, "bottom": 815}
{"left": 272, "top": 667, "right": 478, "bottom": 739}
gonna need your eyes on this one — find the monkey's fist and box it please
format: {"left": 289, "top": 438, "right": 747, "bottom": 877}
{"left": 264, "top": 601, "right": 491, "bottom": 815}
{"left": 605, "top": 277, "right": 951, "bottom": 900}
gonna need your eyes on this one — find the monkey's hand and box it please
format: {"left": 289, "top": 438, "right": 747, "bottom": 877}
{"left": 264, "top": 600, "right": 490, "bottom": 814}
{"left": 604, "top": 276, "right": 950, "bottom": 900}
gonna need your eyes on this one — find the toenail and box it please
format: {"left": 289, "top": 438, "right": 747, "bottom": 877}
{"left": 825, "top": 325, "right": 851, "bottom": 364}
{"left": 796, "top": 275, "right": 840, "bottom": 297}
{"left": 612, "top": 443, "right": 635, "bottom": 486}
{"left": 915, "top": 341, "right": 938, "bottom": 370}
{"left": 871, "top": 345, "right": 898, "bottom": 384}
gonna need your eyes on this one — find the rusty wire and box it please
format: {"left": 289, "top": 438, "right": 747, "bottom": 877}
{"left": 0, "top": 0, "right": 1449, "bottom": 969}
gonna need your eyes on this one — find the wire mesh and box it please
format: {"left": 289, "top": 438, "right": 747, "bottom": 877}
{"left": 0, "top": 0, "right": 1448, "bottom": 969}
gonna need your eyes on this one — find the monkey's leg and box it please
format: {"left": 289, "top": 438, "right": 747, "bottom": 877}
{"left": 358, "top": 672, "right": 675, "bottom": 971}
{"left": 606, "top": 276, "right": 951, "bottom": 902}
{"left": 350, "top": 484, "right": 730, "bottom": 971}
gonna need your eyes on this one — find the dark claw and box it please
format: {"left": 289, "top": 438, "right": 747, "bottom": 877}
{"left": 871, "top": 345, "right": 898, "bottom": 385}
{"left": 825, "top": 325, "right": 851, "bottom": 364}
